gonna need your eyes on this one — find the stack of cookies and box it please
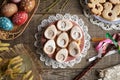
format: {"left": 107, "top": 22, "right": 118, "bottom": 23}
{"left": 88, "top": 0, "right": 120, "bottom": 21}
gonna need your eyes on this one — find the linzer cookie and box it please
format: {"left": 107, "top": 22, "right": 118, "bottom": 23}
{"left": 102, "top": 2, "right": 120, "bottom": 21}
{"left": 88, "top": 0, "right": 120, "bottom": 21}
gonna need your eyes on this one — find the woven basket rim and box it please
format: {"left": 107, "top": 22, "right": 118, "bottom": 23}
{"left": 0, "top": 0, "right": 40, "bottom": 40}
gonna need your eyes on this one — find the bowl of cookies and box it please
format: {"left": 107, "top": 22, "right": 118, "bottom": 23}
{"left": 0, "top": 0, "right": 40, "bottom": 40}
{"left": 80, "top": 0, "right": 120, "bottom": 30}
{"left": 35, "top": 14, "right": 91, "bottom": 68}
{"left": 87, "top": 0, "right": 120, "bottom": 24}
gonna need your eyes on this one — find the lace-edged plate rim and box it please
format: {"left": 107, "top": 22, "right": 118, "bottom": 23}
{"left": 34, "top": 13, "right": 91, "bottom": 68}
{"left": 80, "top": 0, "right": 120, "bottom": 30}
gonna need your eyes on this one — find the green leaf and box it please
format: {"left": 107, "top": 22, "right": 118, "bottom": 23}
{"left": 106, "top": 33, "right": 118, "bottom": 47}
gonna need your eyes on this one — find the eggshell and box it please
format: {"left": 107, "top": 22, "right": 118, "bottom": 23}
{"left": 12, "top": 11, "right": 28, "bottom": 25}
{"left": 11, "top": 0, "right": 21, "bottom": 3}
{"left": 0, "top": 17, "right": 13, "bottom": 31}
{"left": 1, "top": 3, "right": 18, "bottom": 17}
{"left": 12, "top": 24, "right": 20, "bottom": 32}
{"left": 20, "top": 0, "right": 35, "bottom": 12}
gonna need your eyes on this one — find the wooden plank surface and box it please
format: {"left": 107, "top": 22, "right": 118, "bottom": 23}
{"left": 1, "top": 0, "right": 120, "bottom": 80}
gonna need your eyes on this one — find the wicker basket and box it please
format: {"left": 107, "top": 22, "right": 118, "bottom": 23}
{"left": 0, "top": 0, "right": 40, "bottom": 40}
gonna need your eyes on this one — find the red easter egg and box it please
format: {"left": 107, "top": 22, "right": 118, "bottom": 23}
{"left": 12, "top": 11, "right": 28, "bottom": 25}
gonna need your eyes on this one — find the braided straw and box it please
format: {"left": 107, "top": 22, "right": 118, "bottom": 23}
{"left": 0, "top": 44, "right": 42, "bottom": 80}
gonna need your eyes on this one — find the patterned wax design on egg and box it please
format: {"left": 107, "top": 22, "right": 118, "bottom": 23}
{"left": 0, "top": 17, "right": 13, "bottom": 31}
{"left": 12, "top": 11, "right": 28, "bottom": 25}
{"left": 1, "top": 3, "right": 18, "bottom": 17}
{"left": 20, "top": 0, "right": 35, "bottom": 12}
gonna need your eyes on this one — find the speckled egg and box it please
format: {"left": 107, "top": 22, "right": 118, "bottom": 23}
{"left": 0, "top": 17, "right": 13, "bottom": 31}
{"left": 1, "top": 3, "right": 18, "bottom": 17}
{"left": 20, "top": 0, "right": 35, "bottom": 12}
{"left": 11, "top": 0, "right": 21, "bottom": 3}
{"left": 12, "top": 11, "right": 28, "bottom": 25}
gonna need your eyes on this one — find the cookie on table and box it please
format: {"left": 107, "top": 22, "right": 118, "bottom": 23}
{"left": 102, "top": 2, "right": 120, "bottom": 21}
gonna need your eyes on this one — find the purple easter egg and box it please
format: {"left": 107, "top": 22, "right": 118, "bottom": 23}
{"left": 11, "top": 0, "right": 21, "bottom": 3}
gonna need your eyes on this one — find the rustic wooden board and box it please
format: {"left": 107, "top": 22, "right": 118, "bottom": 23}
{"left": 1, "top": 0, "right": 120, "bottom": 80}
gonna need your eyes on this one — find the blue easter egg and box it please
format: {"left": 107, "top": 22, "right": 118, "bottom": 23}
{"left": 0, "top": 17, "right": 13, "bottom": 31}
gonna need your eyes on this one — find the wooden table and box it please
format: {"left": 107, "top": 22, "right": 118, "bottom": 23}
{"left": 3, "top": 0, "right": 120, "bottom": 80}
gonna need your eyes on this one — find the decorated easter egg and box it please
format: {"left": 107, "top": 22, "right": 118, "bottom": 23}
{"left": 1, "top": 3, "right": 18, "bottom": 17}
{"left": 0, "top": 17, "right": 13, "bottom": 31}
{"left": 20, "top": 0, "right": 35, "bottom": 12}
{"left": 11, "top": 0, "right": 21, "bottom": 3}
{"left": 12, "top": 11, "right": 28, "bottom": 25}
